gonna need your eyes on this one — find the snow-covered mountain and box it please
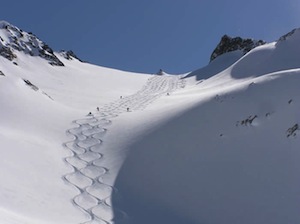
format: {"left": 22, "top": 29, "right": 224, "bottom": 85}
{"left": 0, "top": 21, "right": 65, "bottom": 66}
{"left": 0, "top": 20, "right": 299, "bottom": 224}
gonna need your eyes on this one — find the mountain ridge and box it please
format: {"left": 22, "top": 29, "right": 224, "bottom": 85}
{"left": 0, "top": 21, "right": 83, "bottom": 66}
{"left": 2, "top": 20, "right": 300, "bottom": 75}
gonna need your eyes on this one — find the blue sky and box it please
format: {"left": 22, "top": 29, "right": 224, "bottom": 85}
{"left": 2, "top": 0, "right": 300, "bottom": 74}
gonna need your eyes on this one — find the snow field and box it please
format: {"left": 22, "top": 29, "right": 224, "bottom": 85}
{"left": 62, "top": 74, "right": 185, "bottom": 224}
{"left": 1, "top": 22, "right": 300, "bottom": 224}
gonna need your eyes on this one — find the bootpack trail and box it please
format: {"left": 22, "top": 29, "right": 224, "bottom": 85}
{"left": 62, "top": 74, "right": 186, "bottom": 224}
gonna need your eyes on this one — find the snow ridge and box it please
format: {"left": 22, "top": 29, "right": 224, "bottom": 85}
{"left": 62, "top": 74, "right": 185, "bottom": 224}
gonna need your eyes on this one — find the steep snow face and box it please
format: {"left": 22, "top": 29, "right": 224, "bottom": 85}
{"left": 191, "top": 27, "right": 300, "bottom": 90}
{"left": 185, "top": 50, "right": 244, "bottom": 81}
{"left": 229, "top": 28, "right": 300, "bottom": 79}
{"left": 277, "top": 27, "right": 300, "bottom": 42}
{"left": 112, "top": 29, "right": 300, "bottom": 224}
{"left": 0, "top": 21, "right": 63, "bottom": 66}
{"left": 228, "top": 40, "right": 300, "bottom": 79}
{"left": 115, "top": 69, "right": 300, "bottom": 224}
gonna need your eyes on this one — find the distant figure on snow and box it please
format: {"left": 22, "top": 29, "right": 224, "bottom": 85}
{"left": 96, "top": 107, "right": 99, "bottom": 111}
{"left": 120, "top": 96, "right": 123, "bottom": 99}
{"left": 88, "top": 112, "right": 92, "bottom": 116}
{"left": 157, "top": 69, "right": 163, "bottom": 76}
{"left": 127, "top": 107, "right": 130, "bottom": 112}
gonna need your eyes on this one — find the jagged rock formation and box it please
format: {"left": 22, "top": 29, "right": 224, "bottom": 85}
{"left": 210, "top": 35, "right": 266, "bottom": 62}
{"left": 0, "top": 45, "right": 16, "bottom": 61}
{"left": 60, "top": 50, "right": 83, "bottom": 62}
{"left": 0, "top": 21, "right": 64, "bottom": 66}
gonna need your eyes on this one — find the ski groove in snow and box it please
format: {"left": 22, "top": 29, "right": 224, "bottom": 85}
{"left": 63, "top": 74, "right": 186, "bottom": 224}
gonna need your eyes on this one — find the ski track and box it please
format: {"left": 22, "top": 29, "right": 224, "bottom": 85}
{"left": 62, "top": 75, "right": 186, "bottom": 224}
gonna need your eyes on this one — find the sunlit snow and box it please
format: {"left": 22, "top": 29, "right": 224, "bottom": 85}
{"left": 0, "top": 21, "right": 300, "bottom": 224}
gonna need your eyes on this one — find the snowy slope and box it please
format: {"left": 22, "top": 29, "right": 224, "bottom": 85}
{"left": 113, "top": 30, "right": 300, "bottom": 224}
{"left": 0, "top": 21, "right": 300, "bottom": 224}
{"left": 115, "top": 70, "right": 300, "bottom": 224}
{"left": 0, "top": 21, "right": 152, "bottom": 224}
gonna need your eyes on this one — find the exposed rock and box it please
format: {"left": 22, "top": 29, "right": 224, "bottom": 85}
{"left": 287, "top": 123, "right": 299, "bottom": 137}
{"left": 39, "top": 44, "right": 64, "bottom": 66}
{"left": 210, "top": 35, "right": 266, "bottom": 62}
{"left": 60, "top": 50, "right": 83, "bottom": 62}
{"left": 0, "top": 71, "right": 5, "bottom": 76}
{"left": 0, "top": 45, "right": 17, "bottom": 61}
{"left": 236, "top": 115, "right": 258, "bottom": 126}
{"left": 23, "top": 79, "right": 39, "bottom": 91}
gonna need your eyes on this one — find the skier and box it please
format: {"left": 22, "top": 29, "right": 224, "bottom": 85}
{"left": 127, "top": 107, "right": 130, "bottom": 112}
{"left": 96, "top": 107, "right": 99, "bottom": 111}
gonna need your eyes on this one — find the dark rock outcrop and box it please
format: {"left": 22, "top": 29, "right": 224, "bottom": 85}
{"left": 210, "top": 35, "right": 266, "bottom": 62}
{"left": 39, "top": 43, "right": 64, "bottom": 66}
{"left": 60, "top": 50, "right": 83, "bottom": 62}
{"left": 23, "top": 79, "right": 39, "bottom": 91}
{"left": 0, "top": 45, "right": 17, "bottom": 61}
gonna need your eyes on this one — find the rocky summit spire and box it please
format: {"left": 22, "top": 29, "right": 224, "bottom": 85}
{"left": 210, "top": 35, "right": 266, "bottom": 62}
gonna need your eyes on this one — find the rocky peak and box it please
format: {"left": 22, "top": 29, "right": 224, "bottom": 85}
{"left": 210, "top": 35, "right": 266, "bottom": 62}
{"left": 0, "top": 21, "right": 64, "bottom": 66}
{"left": 60, "top": 50, "right": 83, "bottom": 62}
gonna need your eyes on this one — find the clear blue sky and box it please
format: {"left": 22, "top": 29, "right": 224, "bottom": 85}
{"left": 2, "top": 0, "right": 300, "bottom": 74}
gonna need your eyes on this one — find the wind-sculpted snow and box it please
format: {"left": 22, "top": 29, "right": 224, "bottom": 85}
{"left": 63, "top": 74, "right": 185, "bottom": 224}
